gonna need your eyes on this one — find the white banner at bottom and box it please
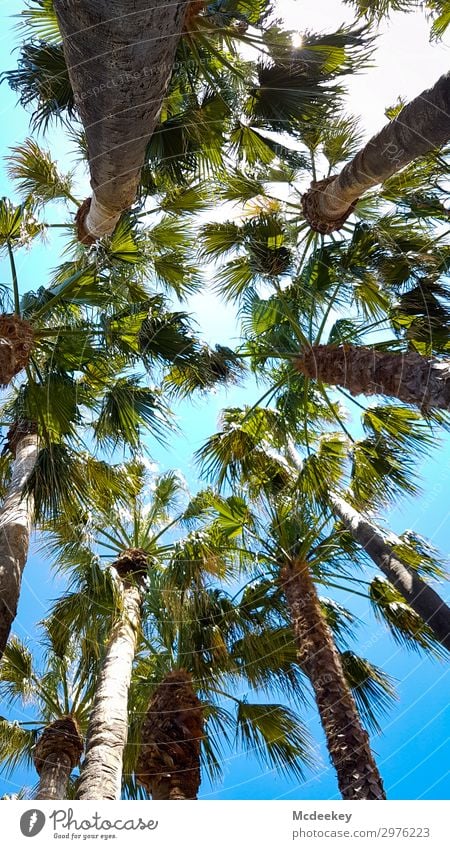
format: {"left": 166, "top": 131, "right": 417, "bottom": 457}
{"left": 2, "top": 800, "right": 447, "bottom": 848}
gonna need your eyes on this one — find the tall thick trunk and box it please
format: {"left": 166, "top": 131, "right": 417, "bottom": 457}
{"left": 0, "top": 429, "right": 39, "bottom": 659}
{"left": 281, "top": 559, "right": 385, "bottom": 800}
{"left": 54, "top": 0, "right": 190, "bottom": 242}
{"left": 76, "top": 583, "right": 141, "bottom": 799}
{"left": 330, "top": 494, "right": 450, "bottom": 652}
{"left": 136, "top": 669, "right": 203, "bottom": 800}
{"left": 33, "top": 717, "right": 83, "bottom": 801}
{"left": 76, "top": 550, "right": 147, "bottom": 800}
{"left": 302, "top": 72, "right": 450, "bottom": 233}
{"left": 296, "top": 344, "right": 450, "bottom": 411}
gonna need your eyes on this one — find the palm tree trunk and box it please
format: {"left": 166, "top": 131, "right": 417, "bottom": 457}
{"left": 54, "top": 0, "right": 190, "bottom": 243}
{"left": 151, "top": 785, "right": 190, "bottom": 799}
{"left": 136, "top": 669, "right": 202, "bottom": 800}
{"left": 0, "top": 428, "right": 39, "bottom": 659}
{"left": 330, "top": 494, "right": 450, "bottom": 652}
{"left": 76, "top": 579, "right": 142, "bottom": 799}
{"left": 35, "top": 754, "right": 73, "bottom": 800}
{"left": 296, "top": 344, "right": 450, "bottom": 411}
{"left": 302, "top": 72, "right": 450, "bottom": 233}
{"left": 33, "top": 717, "right": 83, "bottom": 800}
{"left": 281, "top": 559, "right": 386, "bottom": 799}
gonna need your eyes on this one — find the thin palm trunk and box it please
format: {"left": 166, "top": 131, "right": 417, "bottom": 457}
{"left": 302, "top": 72, "right": 450, "bottom": 233}
{"left": 330, "top": 493, "right": 450, "bottom": 651}
{"left": 33, "top": 717, "right": 83, "bottom": 801}
{"left": 296, "top": 344, "right": 450, "bottom": 411}
{"left": 136, "top": 669, "right": 203, "bottom": 800}
{"left": 281, "top": 558, "right": 385, "bottom": 799}
{"left": 54, "top": 0, "right": 190, "bottom": 242}
{"left": 76, "top": 551, "right": 146, "bottom": 800}
{"left": 0, "top": 425, "right": 39, "bottom": 659}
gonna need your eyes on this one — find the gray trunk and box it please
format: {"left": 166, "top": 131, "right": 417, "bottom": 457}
{"left": 302, "top": 72, "right": 450, "bottom": 232}
{"left": 76, "top": 581, "right": 141, "bottom": 800}
{"left": 54, "top": 0, "right": 190, "bottom": 241}
{"left": 34, "top": 754, "right": 72, "bottom": 800}
{"left": 0, "top": 433, "right": 38, "bottom": 658}
{"left": 330, "top": 493, "right": 450, "bottom": 652}
{"left": 296, "top": 344, "right": 450, "bottom": 411}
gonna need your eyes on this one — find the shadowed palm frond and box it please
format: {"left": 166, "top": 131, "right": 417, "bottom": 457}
{"left": 2, "top": 42, "right": 75, "bottom": 132}
{"left": 340, "top": 651, "right": 397, "bottom": 733}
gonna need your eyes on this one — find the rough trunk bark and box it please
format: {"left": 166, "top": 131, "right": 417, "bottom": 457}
{"left": 33, "top": 717, "right": 84, "bottom": 801}
{"left": 136, "top": 670, "right": 202, "bottom": 800}
{"left": 330, "top": 494, "right": 450, "bottom": 652}
{"left": 281, "top": 559, "right": 386, "bottom": 800}
{"left": 34, "top": 754, "right": 73, "bottom": 800}
{"left": 302, "top": 72, "right": 450, "bottom": 233}
{"left": 296, "top": 344, "right": 450, "bottom": 411}
{"left": 150, "top": 783, "right": 190, "bottom": 800}
{"left": 0, "top": 432, "right": 39, "bottom": 659}
{"left": 54, "top": 0, "right": 190, "bottom": 242}
{"left": 76, "top": 575, "right": 142, "bottom": 800}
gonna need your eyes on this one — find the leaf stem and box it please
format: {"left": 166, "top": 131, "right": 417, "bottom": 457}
{"left": 6, "top": 241, "right": 20, "bottom": 316}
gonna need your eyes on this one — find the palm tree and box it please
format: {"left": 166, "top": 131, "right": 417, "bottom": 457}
{"left": 43, "top": 467, "right": 198, "bottom": 799}
{"left": 301, "top": 72, "right": 450, "bottom": 234}
{"left": 296, "top": 343, "right": 450, "bottom": 411}
{"left": 228, "top": 496, "right": 386, "bottom": 799}
{"left": 197, "top": 431, "right": 387, "bottom": 799}
{"left": 0, "top": 631, "right": 92, "bottom": 800}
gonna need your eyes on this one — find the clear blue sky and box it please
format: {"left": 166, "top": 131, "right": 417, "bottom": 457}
{"left": 0, "top": 0, "right": 449, "bottom": 801}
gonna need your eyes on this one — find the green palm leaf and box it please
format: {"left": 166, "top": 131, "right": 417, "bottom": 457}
{"left": 6, "top": 138, "right": 74, "bottom": 205}
{"left": 235, "top": 701, "right": 312, "bottom": 780}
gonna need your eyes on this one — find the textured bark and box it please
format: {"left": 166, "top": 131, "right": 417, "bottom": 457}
{"left": 76, "top": 551, "right": 146, "bottom": 800}
{"left": 330, "top": 494, "right": 450, "bottom": 652}
{"left": 136, "top": 669, "right": 203, "bottom": 800}
{"left": 54, "top": 0, "right": 190, "bottom": 241}
{"left": 33, "top": 717, "right": 83, "bottom": 800}
{"left": 296, "top": 344, "right": 450, "bottom": 411}
{"left": 0, "top": 315, "right": 34, "bottom": 386}
{"left": 302, "top": 73, "right": 450, "bottom": 233}
{"left": 281, "top": 559, "right": 385, "bottom": 800}
{"left": 0, "top": 430, "right": 39, "bottom": 659}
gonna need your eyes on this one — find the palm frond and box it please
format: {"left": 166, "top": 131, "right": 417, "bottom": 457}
{"left": 93, "top": 379, "right": 173, "bottom": 450}
{"left": 369, "top": 576, "right": 447, "bottom": 657}
{"left": 15, "top": 0, "right": 61, "bottom": 43}
{"left": 235, "top": 700, "right": 313, "bottom": 779}
{"left": 2, "top": 42, "right": 75, "bottom": 132}
{"left": 340, "top": 650, "right": 397, "bottom": 733}
{"left": 7, "top": 138, "right": 74, "bottom": 205}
